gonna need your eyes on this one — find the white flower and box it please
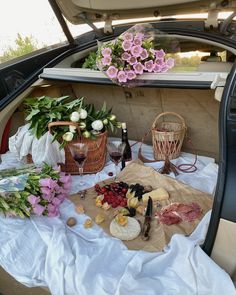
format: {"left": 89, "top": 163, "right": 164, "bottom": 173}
{"left": 79, "top": 109, "right": 87, "bottom": 119}
{"left": 69, "top": 125, "right": 77, "bottom": 133}
{"left": 91, "top": 120, "right": 104, "bottom": 131}
{"left": 70, "top": 111, "right": 80, "bottom": 122}
{"left": 62, "top": 132, "right": 74, "bottom": 142}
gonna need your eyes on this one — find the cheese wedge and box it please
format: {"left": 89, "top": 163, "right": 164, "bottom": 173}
{"left": 142, "top": 187, "right": 169, "bottom": 202}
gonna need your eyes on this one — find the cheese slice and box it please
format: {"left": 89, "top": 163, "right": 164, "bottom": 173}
{"left": 142, "top": 187, "right": 169, "bottom": 203}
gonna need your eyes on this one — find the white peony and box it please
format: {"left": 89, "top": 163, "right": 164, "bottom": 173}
{"left": 69, "top": 125, "right": 77, "bottom": 133}
{"left": 79, "top": 109, "right": 87, "bottom": 119}
{"left": 91, "top": 120, "right": 103, "bottom": 131}
{"left": 62, "top": 132, "right": 74, "bottom": 142}
{"left": 70, "top": 111, "right": 80, "bottom": 122}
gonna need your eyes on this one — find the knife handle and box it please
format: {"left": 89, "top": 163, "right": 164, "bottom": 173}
{"left": 141, "top": 222, "right": 151, "bottom": 241}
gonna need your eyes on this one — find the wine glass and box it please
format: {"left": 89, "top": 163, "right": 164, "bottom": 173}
{"left": 69, "top": 143, "right": 89, "bottom": 187}
{"left": 107, "top": 140, "right": 125, "bottom": 178}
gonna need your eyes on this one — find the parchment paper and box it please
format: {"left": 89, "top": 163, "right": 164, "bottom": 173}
{"left": 69, "top": 161, "right": 213, "bottom": 252}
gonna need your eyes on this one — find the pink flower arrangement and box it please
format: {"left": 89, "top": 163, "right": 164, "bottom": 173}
{"left": 97, "top": 27, "right": 174, "bottom": 85}
{"left": 27, "top": 171, "right": 71, "bottom": 217}
{"left": 0, "top": 163, "right": 71, "bottom": 218}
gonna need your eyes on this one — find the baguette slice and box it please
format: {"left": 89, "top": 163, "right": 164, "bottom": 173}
{"left": 142, "top": 187, "right": 169, "bottom": 202}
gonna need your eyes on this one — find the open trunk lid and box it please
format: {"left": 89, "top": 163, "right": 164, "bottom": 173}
{"left": 54, "top": 0, "right": 236, "bottom": 24}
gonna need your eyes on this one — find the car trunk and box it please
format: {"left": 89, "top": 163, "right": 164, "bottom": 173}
{"left": 6, "top": 81, "right": 219, "bottom": 161}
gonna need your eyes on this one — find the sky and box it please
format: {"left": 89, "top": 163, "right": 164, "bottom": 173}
{"left": 0, "top": 0, "right": 234, "bottom": 55}
{"left": 0, "top": 0, "right": 86, "bottom": 54}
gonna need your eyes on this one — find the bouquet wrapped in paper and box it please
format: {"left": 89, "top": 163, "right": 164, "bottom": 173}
{"left": 96, "top": 24, "right": 175, "bottom": 86}
{"left": 0, "top": 164, "right": 71, "bottom": 218}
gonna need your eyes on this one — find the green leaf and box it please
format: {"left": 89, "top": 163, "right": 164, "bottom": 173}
{"left": 55, "top": 95, "right": 70, "bottom": 103}
{"left": 101, "top": 101, "right": 107, "bottom": 113}
{"left": 109, "top": 121, "right": 114, "bottom": 133}
{"left": 0, "top": 198, "right": 10, "bottom": 210}
{"left": 25, "top": 109, "right": 40, "bottom": 121}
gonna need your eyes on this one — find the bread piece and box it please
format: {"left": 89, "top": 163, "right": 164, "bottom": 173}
{"left": 142, "top": 187, "right": 169, "bottom": 203}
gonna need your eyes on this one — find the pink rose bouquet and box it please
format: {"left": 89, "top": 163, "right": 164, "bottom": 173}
{"left": 97, "top": 25, "right": 174, "bottom": 86}
{"left": 0, "top": 163, "right": 71, "bottom": 218}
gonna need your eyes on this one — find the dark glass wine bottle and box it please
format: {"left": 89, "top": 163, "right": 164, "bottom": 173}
{"left": 121, "top": 122, "right": 132, "bottom": 170}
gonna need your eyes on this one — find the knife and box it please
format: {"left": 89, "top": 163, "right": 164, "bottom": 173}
{"left": 141, "top": 196, "right": 153, "bottom": 241}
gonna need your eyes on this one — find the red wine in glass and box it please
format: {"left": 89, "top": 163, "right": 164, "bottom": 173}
{"left": 69, "top": 143, "right": 89, "bottom": 189}
{"left": 74, "top": 153, "right": 87, "bottom": 166}
{"left": 110, "top": 151, "right": 122, "bottom": 164}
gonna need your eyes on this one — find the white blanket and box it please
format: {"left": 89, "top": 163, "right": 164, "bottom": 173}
{"left": 0, "top": 200, "right": 235, "bottom": 295}
{"left": 8, "top": 124, "right": 65, "bottom": 166}
{"left": 0, "top": 140, "right": 233, "bottom": 294}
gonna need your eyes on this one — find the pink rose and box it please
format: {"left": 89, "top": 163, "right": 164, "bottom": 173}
{"left": 153, "top": 63, "right": 162, "bottom": 73}
{"left": 128, "top": 56, "right": 137, "bottom": 65}
{"left": 126, "top": 70, "right": 136, "bottom": 80}
{"left": 155, "top": 58, "right": 164, "bottom": 66}
{"left": 122, "top": 32, "right": 133, "bottom": 41}
{"left": 155, "top": 49, "right": 165, "bottom": 59}
{"left": 101, "top": 47, "right": 112, "bottom": 56}
{"left": 161, "top": 65, "right": 169, "bottom": 72}
{"left": 27, "top": 195, "right": 40, "bottom": 206}
{"left": 140, "top": 49, "right": 148, "bottom": 60}
{"left": 130, "top": 45, "right": 143, "bottom": 57}
{"left": 33, "top": 204, "right": 45, "bottom": 216}
{"left": 133, "top": 62, "right": 144, "bottom": 75}
{"left": 117, "top": 71, "right": 128, "bottom": 83}
{"left": 52, "top": 197, "right": 62, "bottom": 206}
{"left": 136, "top": 32, "right": 144, "bottom": 40}
{"left": 122, "top": 40, "right": 133, "bottom": 51}
{"left": 106, "top": 66, "right": 118, "bottom": 79}
{"left": 166, "top": 58, "right": 175, "bottom": 69}
{"left": 101, "top": 56, "right": 112, "bottom": 66}
{"left": 121, "top": 52, "right": 131, "bottom": 61}
{"left": 144, "top": 60, "right": 154, "bottom": 72}
{"left": 133, "top": 37, "right": 142, "bottom": 46}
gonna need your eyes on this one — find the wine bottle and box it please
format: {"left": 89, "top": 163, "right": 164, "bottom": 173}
{"left": 121, "top": 122, "right": 132, "bottom": 170}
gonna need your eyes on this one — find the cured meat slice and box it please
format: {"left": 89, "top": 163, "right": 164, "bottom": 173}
{"left": 176, "top": 202, "right": 201, "bottom": 222}
{"left": 158, "top": 211, "right": 182, "bottom": 225}
{"left": 156, "top": 202, "right": 202, "bottom": 225}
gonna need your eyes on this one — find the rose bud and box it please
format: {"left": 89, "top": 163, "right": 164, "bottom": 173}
{"left": 108, "top": 114, "right": 116, "bottom": 121}
{"left": 79, "top": 122, "right": 86, "bottom": 130}
{"left": 83, "top": 131, "right": 91, "bottom": 138}
{"left": 103, "top": 118, "right": 108, "bottom": 125}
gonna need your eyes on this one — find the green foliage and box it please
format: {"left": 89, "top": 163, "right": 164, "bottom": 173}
{"left": 25, "top": 95, "right": 83, "bottom": 140}
{"left": 0, "top": 33, "right": 38, "bottom": 63}
{"left": 0, "top": 164, "right": 60, "bottom": 218}
{"left": 25, "top": 96, "right": 120, "bottom": 147}
{"left": 82, "top": 51, "right": 98, "bottom": 70}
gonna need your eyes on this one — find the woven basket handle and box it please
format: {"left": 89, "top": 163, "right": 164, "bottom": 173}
{"left": 48, "top": 121, "right": 81, "bottom": 136}
{"left": 138, "top": 129, "right": 157, "bottom": 163}
{"left": 152, "top": 112, "right": 186, "bottom": 130}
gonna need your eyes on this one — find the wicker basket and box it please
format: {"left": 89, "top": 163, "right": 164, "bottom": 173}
{"left": 27, "top": 121, "right": 107, "bottom": 174}
{"left": 152, "top": 112, "right": 186, "bottom": 161}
